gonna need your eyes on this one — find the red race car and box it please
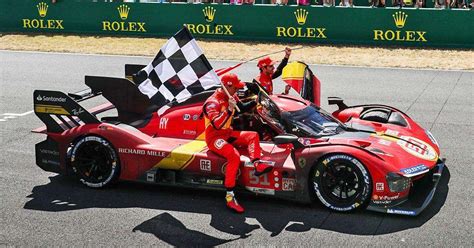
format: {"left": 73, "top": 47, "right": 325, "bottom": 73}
{"left": 32, "top": 62, "right": 445, "bottom": 216}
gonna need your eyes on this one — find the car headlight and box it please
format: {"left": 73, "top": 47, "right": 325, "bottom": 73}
{"left": 386, "top": 173, "right": 411, "bottom": 192}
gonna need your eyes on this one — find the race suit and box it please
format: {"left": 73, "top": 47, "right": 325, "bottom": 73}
{"left": 253, "top": 57, "right": 288, "bottom": 95}
{"left": 203, "top": 88, "right": 259, "bottom": 189}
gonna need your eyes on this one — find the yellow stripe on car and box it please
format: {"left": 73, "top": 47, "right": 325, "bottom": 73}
{"left": 153, "top": 140, "right": 208, "bottom": 170}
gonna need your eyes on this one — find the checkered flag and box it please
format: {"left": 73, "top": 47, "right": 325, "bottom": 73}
{"left": 134, "top": 26, "right": 220, "bottom": 115}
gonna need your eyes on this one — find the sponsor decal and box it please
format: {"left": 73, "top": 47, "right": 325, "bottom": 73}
{"left": 206, "top": 179, "right": 223, "bottom": 185}
{"left": 373, "top": 11, "right": 427, "bottom": 43}
{"left": 400, "top": 164, "right": 428, "bottom": 176}
{"left": 397, "top": 136, "right": 438, "bottom": 161}
{"left": 36, "top": 95, "right": 66, "bottom": 103}
{"left": 118, "top": 148, "right": 168, "bottom": 157}
{"left": 39, "top": 149, "right": 59, "bottom": 156}
{"left": 298, "top": 157, "right": 306, "bottom": 168}
{"left": 23, "top": 2, "right": 64, "bottom": 30}
{"left": 159, "top": 118, "right": 169, "bottom": 129}
{"left": 102, "top": 4, "right": 146, "bottom": 33}
{"left": 146, "top": 172, "right": 155, "bottom": 182}
{"left": 372, "top": 194, "right": 400, "bottom": 201}
{"left": 276, "top": 9, "right": 327, "bottom": 40}
{"left": 183, "top": 130, "right": 197, "bottom": 135}
{"left": 200, "top": 159, "right": 211, "bottom": 172}
{"left": 186, "top": 7, "right": 234, "bottom": 36}
{"left": 387, "top": 209, "right": 416, "bottom": 216}
{"left": 183, "top": 114, "right": 191, "bottom": 121}
{"left": 376, "top": 182, "right": 384, "bottom": 191}
{"left": 71, "top": 108, "right": 84, "bottom": 116}
{"left": 282, "top": 178, "right": 295, "bottom": 191}
{"left": 385, "top": 129, "right": 399, "bottom": 137}
{"left": 372, "top": 200, "right": 393, "bottom": 205}
{"left": 35, "top": 104, "right": 70, "bottom": 115}
{"left": 378, "top": 139, "right": 392, "bottom": 146}
{"left": 214, "top": 139, "right": 226, "bottom": 149}
{"left": 245, "top": 186, "right": 275, "bottom": 195}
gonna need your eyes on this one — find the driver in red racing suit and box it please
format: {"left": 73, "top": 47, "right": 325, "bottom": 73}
{"left": 254, "top": 47, "right": 291, "bottom": 95}
{"left": 203, "top": 73, "right": 273, "bottom": 213}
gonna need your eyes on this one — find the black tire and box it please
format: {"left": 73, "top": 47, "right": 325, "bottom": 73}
{"left": 311, "top": 154, "right": 371, "bottom": 212}
{"left": 70, "top": 136, "right": 120, "bottom": 188}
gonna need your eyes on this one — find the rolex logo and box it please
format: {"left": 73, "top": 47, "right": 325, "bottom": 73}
{"left": 37, "top": 2, "right": 48, "bottom": 17}
{"left": 203, "top": 6, "right": 216, "bottom": 23}
{"left": 392, "top": 11, "right": 407, "bottom": 29}
{"left": 294, "top": 9, "right": 308, "bottom": 25}
{"left": 117, "top": 5, "right": 130, "bottom": 20}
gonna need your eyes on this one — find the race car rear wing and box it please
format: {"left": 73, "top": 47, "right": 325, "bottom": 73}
{"left": 33, "top": 90, "right": 101, "bottom": 133}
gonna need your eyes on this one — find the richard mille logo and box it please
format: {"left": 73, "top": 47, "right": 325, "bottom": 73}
{"left": 22, "top": 2, "right": 64, "bottom": 30}
{"left": 186, "top": 6, "right": 234, "bottom": 36}
{"left": 102, "top": 4, "right": 146, "bottom": 32}
{"left": 373, "top": 11, "right": 427, "bottom": 42}
{"left": 276, "top": 8, "right": 327, "bottom": 39}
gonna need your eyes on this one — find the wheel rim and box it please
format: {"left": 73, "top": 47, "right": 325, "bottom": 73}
{"left": 320, "top": 161, "right": 362, "bottom": 205}
{"left": 74, "top": 141, "right": 113, "bottom": 183}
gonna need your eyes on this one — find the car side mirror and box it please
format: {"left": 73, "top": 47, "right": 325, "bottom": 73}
{"left": 273, "top": 134, "right": 299, "bottom": 145}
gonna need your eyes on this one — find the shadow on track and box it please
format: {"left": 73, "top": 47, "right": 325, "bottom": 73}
{"left": 24, "top": 168, "right": 450, "bottom": 246}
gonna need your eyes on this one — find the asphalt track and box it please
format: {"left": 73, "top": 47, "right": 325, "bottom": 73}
{"left": 0, "top": 50, "right": 472, "bottom": 247}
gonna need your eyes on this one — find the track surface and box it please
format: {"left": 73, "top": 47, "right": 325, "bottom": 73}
{"left": 0, "top": 50, "right": 472, "bottom": 246}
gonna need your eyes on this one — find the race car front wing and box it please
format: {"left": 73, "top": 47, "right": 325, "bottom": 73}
{"left": 367, "top": 158, "right": 446, "bottom": 216}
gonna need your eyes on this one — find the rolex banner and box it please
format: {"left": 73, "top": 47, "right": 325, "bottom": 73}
{"left": 2, "top": 1, "right": 473, "bottom": 48}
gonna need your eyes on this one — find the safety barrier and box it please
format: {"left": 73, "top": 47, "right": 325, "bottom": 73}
{"left": 1, "top": 1, "right": 473, "bottom": 48}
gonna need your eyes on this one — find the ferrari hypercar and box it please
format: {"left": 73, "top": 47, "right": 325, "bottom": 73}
{"left": 33, "top": 62, "right": 445, "bottom": 216}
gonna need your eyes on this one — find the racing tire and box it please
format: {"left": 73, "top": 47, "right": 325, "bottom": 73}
{"left": 69, "top": 136, "right": 120, "bottom": 188}
{"left": 311, "top": 154, "right": 372, "bottom": 212}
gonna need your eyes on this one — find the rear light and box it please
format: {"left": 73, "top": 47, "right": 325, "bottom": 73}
{"left": 386, "top": 173, "right": 411, "bottom": 192}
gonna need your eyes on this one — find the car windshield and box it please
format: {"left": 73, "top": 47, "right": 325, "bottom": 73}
{"left": 281, "top": 105, "right": 343, "bottom": 137}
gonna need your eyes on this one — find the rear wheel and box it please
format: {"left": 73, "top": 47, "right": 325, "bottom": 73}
{"left": 311, "top": 154, "right": 371, "bottom": 212}
{"left": 70, "top": 136, "right": 120, "bottom": 188}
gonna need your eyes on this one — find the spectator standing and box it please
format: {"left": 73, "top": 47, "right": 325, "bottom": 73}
{"left": 370, "top": 0, "right": 386, "bottom": 7}
{"left": 339, "top": 0, "right": 353, "bottom": 7}
{"left": 323, "top": 0, "right": 335, "bottom": 6}
{"left": 393, "top": 0, "right": 406, "bottom": 7}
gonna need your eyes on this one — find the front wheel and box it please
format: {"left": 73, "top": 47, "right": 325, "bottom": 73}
{"left": 70, "top": 136, "right": 120, "bottom": 188}
{"left": 311, "top": 154, "right": 371, "bottom": 212}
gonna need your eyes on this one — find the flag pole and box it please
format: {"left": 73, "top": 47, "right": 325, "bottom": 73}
{"left": 219, "top": 80, "right": 241, "bottom": 112}
{"left": 216, "top": 46, "right": 304, "bottom": 77}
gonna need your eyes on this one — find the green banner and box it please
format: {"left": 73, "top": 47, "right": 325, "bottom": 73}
{"left": 1, "top": 1, "right": 473, "bottom": 48}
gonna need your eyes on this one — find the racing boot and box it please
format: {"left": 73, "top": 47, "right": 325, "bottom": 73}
{"left": 253, "top": 160, "right": 274, "bottom": 177}
{"left": 226, "top": 191, "right": 244, "bottom": 213}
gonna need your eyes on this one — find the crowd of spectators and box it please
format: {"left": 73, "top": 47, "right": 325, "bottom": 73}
{"left": 77, "top": 0, "right": 474, "bottom": 8}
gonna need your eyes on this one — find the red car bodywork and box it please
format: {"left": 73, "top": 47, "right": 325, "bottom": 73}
{"left": 33, "top": 68, "right": 445, "bottom": 216}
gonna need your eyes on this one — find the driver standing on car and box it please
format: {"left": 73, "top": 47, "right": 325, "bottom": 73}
{"left": 254, "top": 47, "right": 292, "bottom": 95}
{"left": 203, "top": 73, "right": 273, "bottom": 213}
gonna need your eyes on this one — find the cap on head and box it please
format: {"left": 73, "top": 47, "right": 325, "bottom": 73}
{"left": 257, "top": 57, "right": 275, "bottom": 68}
{"left": 221, "top": 73, "right": 245, "bottom": 89}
